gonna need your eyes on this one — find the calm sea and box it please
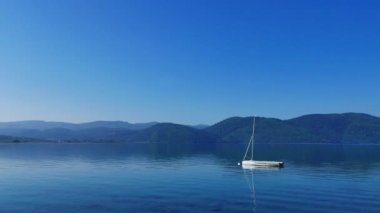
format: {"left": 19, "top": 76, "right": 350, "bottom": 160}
{"left": 0, "top": 143, "right": 379, "bottom": 212}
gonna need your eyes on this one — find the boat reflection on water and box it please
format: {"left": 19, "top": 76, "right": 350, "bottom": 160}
{"left": 242, "top": 165, "right": 283, "bottom": 212}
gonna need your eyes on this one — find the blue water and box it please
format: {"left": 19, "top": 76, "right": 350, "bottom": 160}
{"left": 0, "top": 143, "right": 379, "bottom": 212}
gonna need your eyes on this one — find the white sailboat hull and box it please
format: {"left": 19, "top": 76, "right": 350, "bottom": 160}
{"left": 242, "top": 160, "right": 284, "bottom": 168}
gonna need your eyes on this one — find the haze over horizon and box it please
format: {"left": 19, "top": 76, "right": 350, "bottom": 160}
{"left": 1, "top": 0, "right": 379, "bottom": 125}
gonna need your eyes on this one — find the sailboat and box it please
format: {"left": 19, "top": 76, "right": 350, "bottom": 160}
{"left": 241, "top": 116, "right": 284, "bottom": 168}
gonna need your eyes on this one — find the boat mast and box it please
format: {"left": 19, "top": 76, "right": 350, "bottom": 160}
{"left": 242, "top": 116, "right": 256, "bottom": 161}
{"left": 251, "top": 116, "right": 256, "bottom": 160}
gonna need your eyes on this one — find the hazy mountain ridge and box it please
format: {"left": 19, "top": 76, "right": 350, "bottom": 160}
{"left": 0, "top": 128, "right": 133, "bottom": 142}
{"left": 0, "top": 120, "right": 158, "bottom": 130}
{"left": 0, "top": 113, "right": 380, "bottom": 144}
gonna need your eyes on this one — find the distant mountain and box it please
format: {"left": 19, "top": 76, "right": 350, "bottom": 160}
{"left": 205, "top": 116, "right": 314, "bottom": 144}
{"left": 127, "top": 123, "right": 217, "bottom": 143}
{"left": 205, "top": 113, "right": 380, "bottom": 144}
{"left": 0, "top": 120, "right": 158, "bottom": 130}
{"left": 287, "top": 113, "right": 380, "bottom": 144}
{"left": 78, "top": 121, "right": 159, "bottom": 130}
{"left": 0, "top": 123, "right": 215, "bottom": 143}
{"left": 0, "top": 121, "right": 76, "bottom": 130}
{"left": 0, "top": 128, "right": 133, "bottom": 142}
{"left": 0, "top": 120, "right": 155, "bottom": 142}
{"left": 191, "top": 124, "right": 209, "bottom": 129}
{"left": 1, "top": 113, "right": 380, "bottom": 144}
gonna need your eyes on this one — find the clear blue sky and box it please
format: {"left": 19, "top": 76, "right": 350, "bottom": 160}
{"left": 1, "top": 0, "right": 379, "bottom": 124}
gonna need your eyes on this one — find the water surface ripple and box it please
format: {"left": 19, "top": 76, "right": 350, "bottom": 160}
{"left": 0, "top": 143, "right": 379, "bottom": 212}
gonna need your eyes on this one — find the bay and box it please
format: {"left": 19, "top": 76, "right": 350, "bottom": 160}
{"left": 0, "top": 143, "right": 379, "bottom": 212}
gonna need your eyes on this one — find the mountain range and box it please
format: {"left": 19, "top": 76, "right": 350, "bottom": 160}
{"left": 0, "top": 120, "right": 158, "bottom": 130}
{"left": 0, "top": 113, "right": 379, "bottom": 144}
